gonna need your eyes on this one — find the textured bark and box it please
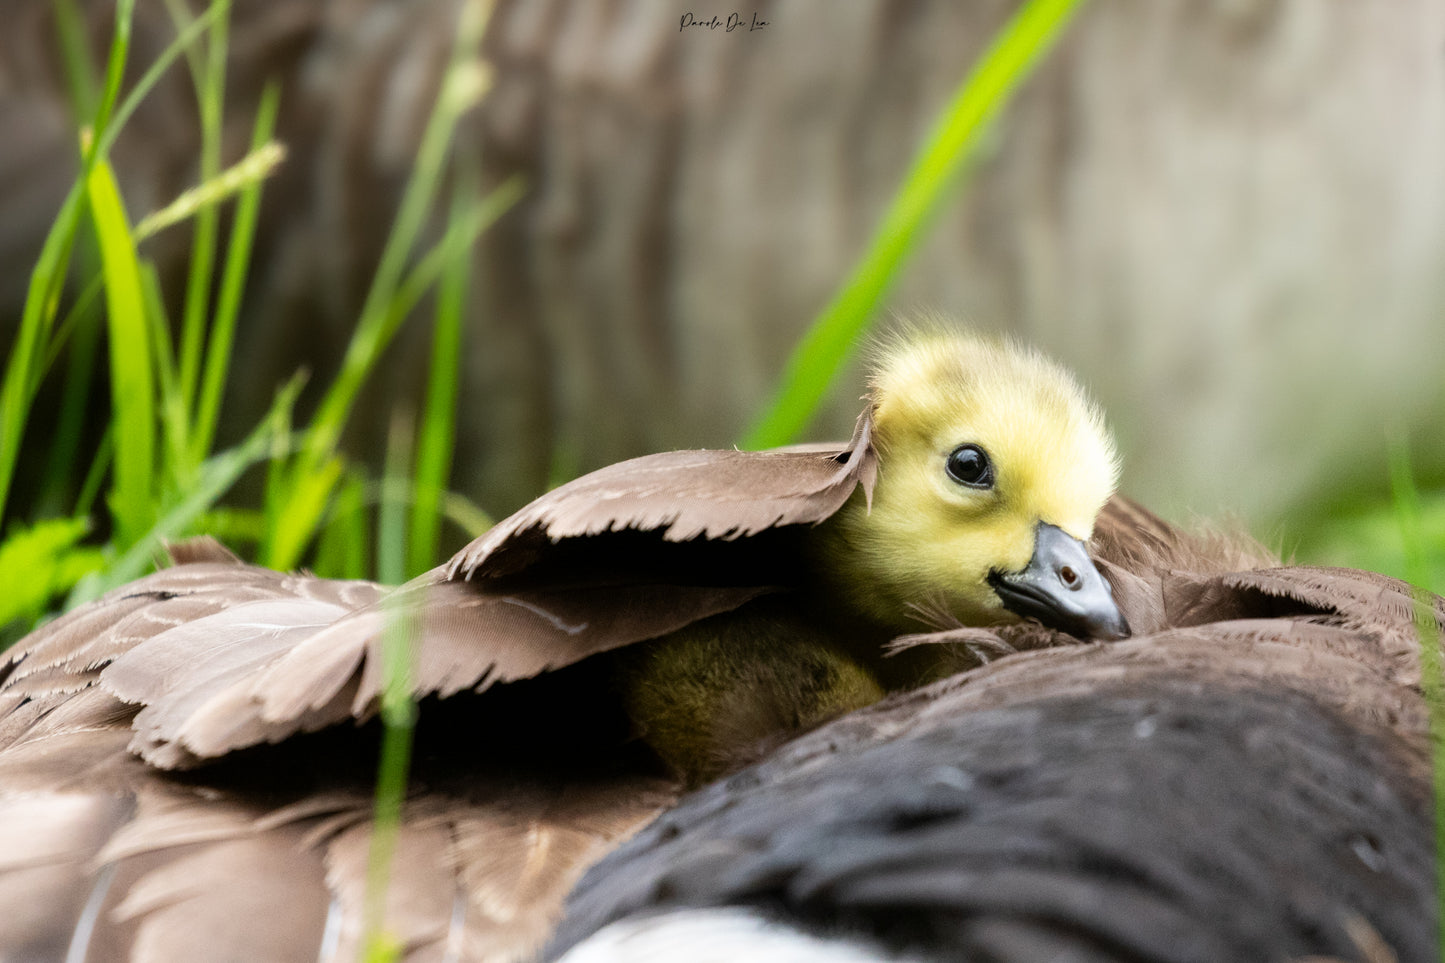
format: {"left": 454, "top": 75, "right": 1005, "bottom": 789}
{"left": 3, "top": 0, "right": 1444, "bottom": 520}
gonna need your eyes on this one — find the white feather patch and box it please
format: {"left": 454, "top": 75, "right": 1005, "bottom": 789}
{"left": 556, "top": 907, "right": 924, "bottom": 963}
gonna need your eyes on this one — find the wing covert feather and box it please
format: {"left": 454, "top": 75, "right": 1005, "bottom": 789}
{"left": 446, "top": 414, "right": 875, "bottom": 581}
{"left": 5, "top": 431, "right": 877, "bottom": 766}
{"left": 94, "top": 574, "right": 772, "bottom": 767}
{"left": 4, "top": 461, "right": 1440, "bottom": 960}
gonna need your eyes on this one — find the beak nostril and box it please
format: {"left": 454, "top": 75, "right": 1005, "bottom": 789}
{"left": 1060, "top": 565, "right": 1080, "bottom": 589}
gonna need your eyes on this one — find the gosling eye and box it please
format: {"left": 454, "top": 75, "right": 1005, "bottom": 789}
{"left": 945, "top": 444, "right": 994, "bottom": 489}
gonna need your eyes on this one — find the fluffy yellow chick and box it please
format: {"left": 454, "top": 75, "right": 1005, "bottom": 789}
{"left": 621, "top": 327, "right": 1128, "bottom": 783}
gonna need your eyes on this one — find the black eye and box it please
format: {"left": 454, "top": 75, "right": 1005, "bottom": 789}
{"left": 945, "top": 444, "right": 994, "bottom": 488}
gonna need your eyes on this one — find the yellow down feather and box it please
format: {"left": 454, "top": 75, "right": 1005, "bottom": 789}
{"left": 816, "top": 324, "right": 1120, "bottom": 631}
{"left": 625, "top": 325, "right": 1121, "bottom": 783}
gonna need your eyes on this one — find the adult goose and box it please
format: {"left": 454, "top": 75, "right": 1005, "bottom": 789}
{"left": 550, "top": 502, "right": 1439, "bottom": 962}
{"left": 0, "top": 328, "right": 1433, "bottom": 962}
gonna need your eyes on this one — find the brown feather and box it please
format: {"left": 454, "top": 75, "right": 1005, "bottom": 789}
{"left": 116, "top": 832, "right": 331, "bottom": 963}
{"left": 4, "top": 410, "right": 870, "bottom": 772}
{"left": 0, "top": 413, "right": 1438, "bottom": 961}
{"left": 0, "top": 681, "right": 674, "bottom": 962}
{"left": 552, "top": 603, "right": 1437, "bottom": 963}
{"left": 0, "top": 792, "right": 132, "bottom": 961}
{"left": 446, "top": 412, "right": 875, "bottom": 581}
{"left": 98, "top": 575, "right": 775, "bottom": 768}
{"left": 164, "top": 536, "right": 244, "bottom": 567}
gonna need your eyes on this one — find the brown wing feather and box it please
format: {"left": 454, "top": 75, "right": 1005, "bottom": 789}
{"left": 0, "top": 656, "right": 674, "bottom": 963}
{"left": 1, "top": 562, "right": 381, "bottom": 693}
{"left": 316, "top": 780, "right": 672, "bottom": 963}
{"left": 163, "top": 536, "right": 244, "bottom": 567}
{"left": 2, "top": 560, "right": 390, "bottom": 768}
{"left": 1091, "top": 496, "right": 1278, "bottom": 575}
{"left": 446, "top": 412, "right": 875, "bottom": 581}
{"left": 8, "top": 428, "right": 876, "bottom": 768}
{"left": 0, "top": 791, "right": 134, "bottom": 960}
{"left": 4, "top": 451, "right": 1438, "bottom": 961}
{"left": 96, "top": 574, "right": 773, "bottom": 768}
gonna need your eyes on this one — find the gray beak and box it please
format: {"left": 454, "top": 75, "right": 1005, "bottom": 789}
{"left": 987, "top": 523, "right": 1130, "bottom": 640}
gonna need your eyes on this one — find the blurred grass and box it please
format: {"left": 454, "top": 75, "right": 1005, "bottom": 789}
{"left": 0, "top": 0, "right": 504, "bottom": 638}
{"left": 1387, "top": 441, "right": 1445, "bottom": 961}
{"left": 363, "top": 410, "right": 420, "bottom": 963}
{"left": 0, "top": 0, "right": 505, "bottom": 953}
{"left": 1290, "top": 487, "right": 1445, "bottom": 596}
{"left": 744, "top": 0, "right": 1088, "bottom": 449}
{"left": 260, "top": 0, "right": 500, "bottom": 574}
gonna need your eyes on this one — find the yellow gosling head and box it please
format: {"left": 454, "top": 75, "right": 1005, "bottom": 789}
{"left": 826, "top": 324, "right": 1128, "bottom": 639}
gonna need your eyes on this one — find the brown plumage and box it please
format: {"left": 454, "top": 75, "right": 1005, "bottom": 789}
{"left": 0, "top": 410, "right": 882, "bottom": 961}
{"left": 0, "top": 490, "right": 1438, "bottom": 961}
{"left": 550, "top": 504, "right": 1442, "bottom": 962}
{"left": 0, "top": 332, "right": 1437, "bottom": 961}
{"left": 0, "top": 541, "right": 679, "bottom": 962}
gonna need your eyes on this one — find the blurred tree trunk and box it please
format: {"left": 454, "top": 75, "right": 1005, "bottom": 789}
{"left": 3, "top": 0, "right": 1443, "bottom": 528}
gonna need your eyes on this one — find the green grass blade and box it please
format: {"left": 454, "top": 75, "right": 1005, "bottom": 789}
{"left": 295, "top": 0, "right": 494, "bottom": 476}
{"left": 192, "top": 86, "right": 283, "bottom": 463}
{"left": 2, "top": 0, "right": 214, "bottom": 522}
{"left": 315, "top": 473, "right": 370, "bottom": 580}
{"left": 312, "top": 474, "right": 491, "bottom": 580}
{"left": 53, "top": 0, "right": 100, "bottom": 121}
{"left": 440, "top": 492, "right": 492, "bottom": 539}
{"left": 39, "top": 274, "right": 104, "bottom": 377}
{"left": 159, "top": 0, "right": 213, "bottom": 91}
{"left": 409, "top": 179, "right": 476, "bottom": 575}
{"left": 0, "top": 518, "right": 104, "bottom": 631}
{"left": 373, "top": 178, "right": 523, "bottom": 364}
{"left": 174, "top": 0, "right": 230, "bottom": 416}
{"left": 378, "top": 414, "right": 412, "bottom": 587}
{"left": 1392, "top": 439, "right": 1434, "bottom": 589}
{"left": 67, "top": 378, "right": 300, "bottom": 606}
{"left": 266, "top": 456, "right": 346, "bottom": 570}
{"left": 141, "top": 263, "right": 177, "bottom": 388}
{"left": 265, "top": 0, "right": 497, "bottom": 572}
{"left": 75, "top": 425, "right": 114, "bottom": 520}
{"left": 362, "top": 412, "right": 419, "bottom": 963}
{"left": 361, "top": 633, "right": 415, "bottom": 963}
{"left": 257, "top": 157, "right": 514, "bottom": 571}
{"left": 1388, "top": 438, "right": 1445, "bottom": 962}
{"left": 0, "top": 14, "right": 130, "bottom": 512}
{"left": 141, "top": 260, "right": 196, "bottom": 493}
{"left": 96, "top": 2, "right": 228, "bottom": 164}
{"left": 388, "top": 178, "right": 522, "bottom": 331}
{"left": 262, "top": 379, "right": 299, "bottom": 553}
{"left": 36, "top": 289, "right": 104, "bottom": 517}
{"left": 88, "top": 0, "right": 137, "bottom": 153}
{"left": 0, "top": 189, "right": 84, "bottom": 522}
{"left": 87, "top": 158, "right": 156, "bottom": 549}
{"left": 743, "top": 0, "right": 1088, "bottom": 448}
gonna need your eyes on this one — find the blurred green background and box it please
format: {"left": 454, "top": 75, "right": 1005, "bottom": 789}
{"left": 0, "top": 0, "right": 1441, "bottom": 639}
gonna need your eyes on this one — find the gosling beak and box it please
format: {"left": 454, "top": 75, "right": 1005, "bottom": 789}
{"left": 987, "top": 523, "right": 1130, "bottom": 640}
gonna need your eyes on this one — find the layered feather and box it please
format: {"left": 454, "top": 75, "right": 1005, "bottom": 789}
{"left": 550, "top": 527, "right": 1443, "bottom": 962}
{"left": 446, "top": 414, "right": 875, "bottom": 581}
{"left": 0, "top": 431, "right": 879, "bottom": 961}
{"left": 0, "top": 407, "right": 1438, "bottom": 961}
